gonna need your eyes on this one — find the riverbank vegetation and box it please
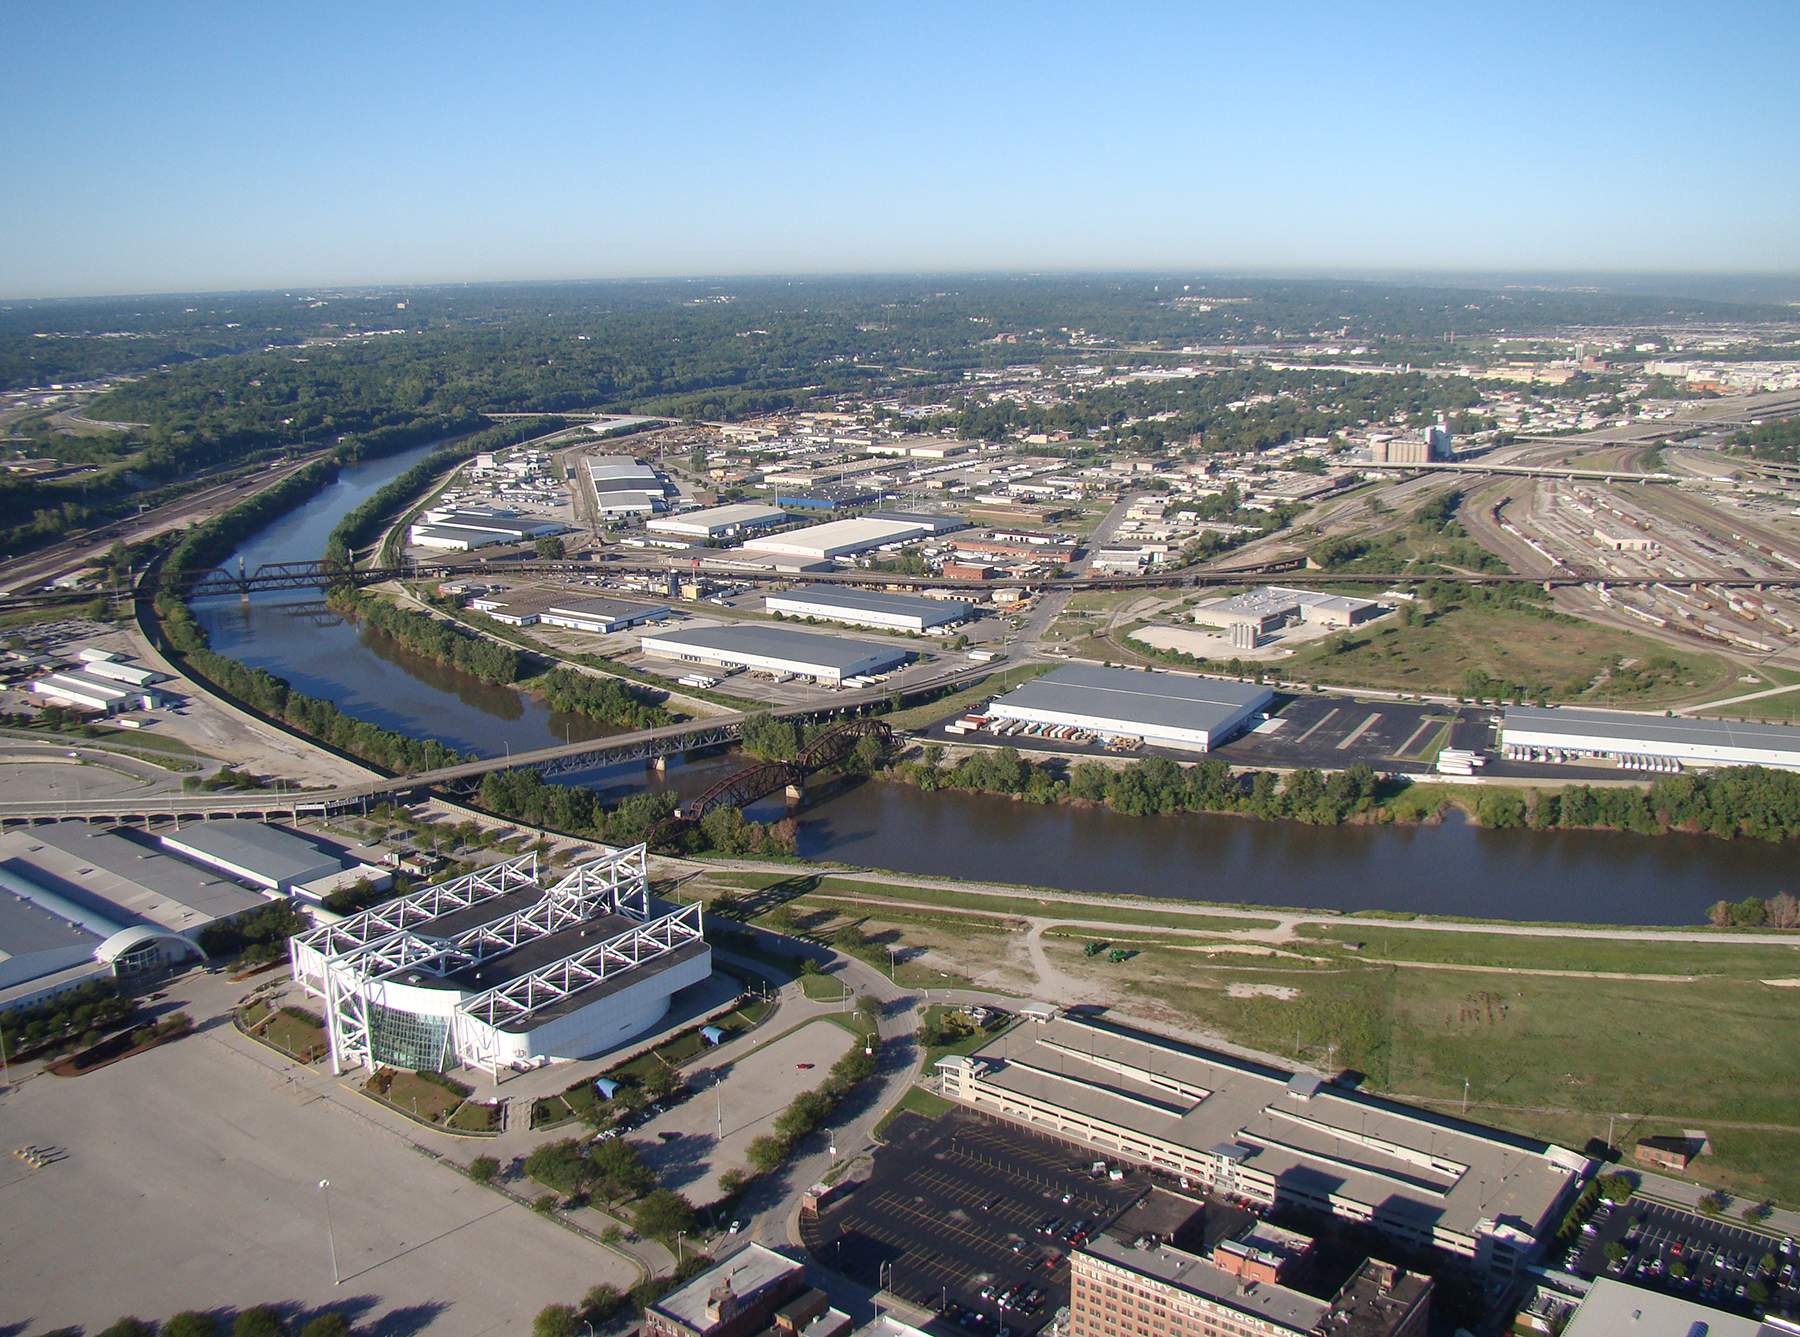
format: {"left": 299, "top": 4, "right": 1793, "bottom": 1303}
{"left": 892, "top": 744, "right": 1800, "bottom": 842}
{"left": 530, "top": 667, "right": 676, "bottom": 730}
{"left": 327, "top": 590, "right": 519, "bottom": 684}
{"left": 155, "top": 596, "right": 470, "bottom": 773}
{"left": 324, "top": 416, "right": 565, "bottom": 566}
{"left": 474, "top": 769, "right": 797, "bottom": 857}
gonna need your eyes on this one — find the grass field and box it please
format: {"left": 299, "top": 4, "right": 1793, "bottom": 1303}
{"left": 873, "top": 1084, "right": 955, "bottom": 1138}
{"left": 1054, "top": 927, "right": 1800, "bottom": 1206}
{"left": 1705, "top": 687, "right": 1800, "bottom": 722}
{"left": 1281, "top": 603, "right": 1738, "bottom": 704}
{"left": 705, "top": 870, "right": 1281, "bottom": 931}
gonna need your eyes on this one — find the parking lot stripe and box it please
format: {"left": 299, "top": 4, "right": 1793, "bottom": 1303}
{"left": 1292, "top": 708, "right": 1339, "bottom": 744}
{"left": 1393, "top": 717, "right": 1435, "bottom": 757}
{"left": 1336, "top": 712, "right": 1383, "bottom": 750}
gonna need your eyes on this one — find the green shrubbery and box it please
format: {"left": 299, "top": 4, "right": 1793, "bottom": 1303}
{"left": 331, "top": 591, "right": 518, "bottom": 684}
{"left": 198, "top": 902, "right": 310, "bottom": 965}
{"left": 535, "top": 667, "right": 675, "bottom": 729}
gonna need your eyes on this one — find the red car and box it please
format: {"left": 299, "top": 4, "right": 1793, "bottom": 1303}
{"left": 796, "top": 1062, "right": 814, "bottom": 1070}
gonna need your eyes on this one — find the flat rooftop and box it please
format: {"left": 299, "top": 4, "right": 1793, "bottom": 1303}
{"left": 0, "top": 824, "right": 267, "bottom": 935}
{"left": 651, "top": 1242, "right": 801, "bottom": 1334}
{"left": 993, "top": 664, "right": 1271, "bottom": 733}
{"left": 545, "top": 595, "right": 669, "bottom": 621}
{"left": 648, "top": 503, "right": 788, "bottom": 531}
{"left": 1502, "top": 704, "right": 1800, "bottom": 755}
{"left": 160, "top": 821, "right": 342, "bottom": 885}
{"left": 966, "top": 1014, "right": 1581, "bottom": 1243}
{"left": 770, "top": 584, "right": 970, "bottom": 618}
{"left": 1562, "top": 1276, "right": 1763, "bottom": 1337}
{"left": 642, "top": 623, "right": 905, "bottom": 673}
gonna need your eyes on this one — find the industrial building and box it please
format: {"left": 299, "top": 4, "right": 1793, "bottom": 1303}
{"left": 988, "top": 664, "right": 1271, "bottom": 753}
{"left": 863, "top": 509, "right": 968, "bottom": 535}
{"left": 1193, "top": 587, "right": 1382, "bottom": 637}
{"left": 765, "top": 584, "right": 970, "bottom": 632}
{"left": 743, "top": 516, "right": 928, "bottom": 562}
{"left": 639, "top": 623, "right": 908, "bottom": 684}
{"left": 1559, "top": 1278, "right": 1774, "bottom": 1337}
{"left": 158, "top": 821, "right": 347, "bottom": 893}
{"left": 774, "top": 485, "right": 882, "bottom": 511}
{"left": 937, "top": 1011, "right": 1589, "bottom": 1276}
{"left": 1073, "top": 1236, "right": 1430, "bottom": 1337}
{"left": 1499, "top": 705, "right": 1800, "bottom": 771}
{"left": 290, "top": 846, "right": 710, "bottom": 1076}
{"left": 538, "top": 596, "right": 672, "bottom": 633}
{"left": 409, "top": 506, "right": 567, "bottom": 551}
{"left": 0, "top": 823, "right": 271, "bottom": 1008}
{"left": 30, "top": 667, "right": 165, "bottom": 715}
{"left": 587, "top": 456, "right": 669, "bottom": 515}
{"left": 647, "top": 504, "right": 791, "bottom": 539}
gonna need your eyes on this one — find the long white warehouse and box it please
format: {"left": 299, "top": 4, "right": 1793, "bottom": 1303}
{"left": 1499, "top": 705, "right": 1800, "bottom": 771}
{"left": 743, "top": 516, "right": 926, "bottom": 561}
{"left": 989, "top": 663, "right": 1272, "bottom": 753}
{"left": 290, "top": 847, "right": 710, "bottom": 1077}
{"left": 766, "top": 584, "right": 970, "bottom": 632}
{"left": 647, "top": 503, "right": 790, "bottom": 539}
{"left": 639, "top": 623, "right": 908, "bottom": 684}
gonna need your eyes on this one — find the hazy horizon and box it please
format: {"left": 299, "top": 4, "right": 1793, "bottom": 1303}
{"left": 3, "top": 2, "right": 1796, "bottom": 298}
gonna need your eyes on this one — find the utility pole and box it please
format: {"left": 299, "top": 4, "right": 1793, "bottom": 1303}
{"left": 1462, "top": 1078, "right": 1470, "bottom": 1117}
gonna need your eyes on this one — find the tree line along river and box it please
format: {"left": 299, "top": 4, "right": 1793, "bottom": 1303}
{"left": 190, "top": 442, "right": 1790, "bottom": 926}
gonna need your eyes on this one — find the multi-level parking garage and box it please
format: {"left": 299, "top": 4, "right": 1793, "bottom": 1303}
{"left": 290, "top": 846, "right": 709, "bottom": 1077}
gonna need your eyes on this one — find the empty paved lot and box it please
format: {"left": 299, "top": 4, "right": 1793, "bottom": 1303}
{"left": 634, "top": 1018, "right": 857, "bottom": 1197}
{"left": 1, "top": 1019, "right": 635, "bottom": 1336}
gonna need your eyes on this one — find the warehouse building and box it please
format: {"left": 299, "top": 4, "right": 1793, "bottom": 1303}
{"left": 939, "top": 1012, "right": 1590, "bottom": 1277}
{"left": 863, "top": 509, "right": 969, "bottom": 535}
{"left": 646, "top": 503, "right": 791, "bottom": 539}
{"left": 774, "top": 485, "right": 882, "bottom": 511}
{"left": 409, "top": 507, "right": 567, "bottom": 551}
{"left": 537, "top": 596, "right": 673, "bottom": 633}
{"left": 0, "top": 824, "right": 271, "bottom": 1008}
{"left": 1499, "top": 705, "right": 1800, "bottom": 771}
{"left": 743, "top": 516, "right": 928, "bottom": 562}
{"left": 587, "top": 456, "right": 669, "bottom": 515}
{"left": 290, "top": 846, "right": 710, "bottom": 1076}
{"left": 988, "top": 664, "right": 1271, "bottom": 752}
{"left": 765, "top": 584, "right": 970, "bottom": 632}
{"left": 158, "top": 821, "right": 345, "bottom": 893}
{"left": 639, "top": 623, "right": 908, "bottom": 684}
{"left": 1193, "top": 587, "right": 1382, "bottom": 635}
{"left": 31, "top": 668, "right": 165, "bottom": 715}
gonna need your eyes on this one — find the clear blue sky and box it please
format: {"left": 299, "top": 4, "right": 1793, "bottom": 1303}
{"left": 3, "top": 1, "right": 1796, "bottom": 297}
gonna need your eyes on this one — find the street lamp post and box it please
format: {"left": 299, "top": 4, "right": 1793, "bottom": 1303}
{"left": 318, "top": 1179, "right": 340, "bottom": 1286}
{"left": 676, "top": 1229, "right": 686, "bottom": 1263}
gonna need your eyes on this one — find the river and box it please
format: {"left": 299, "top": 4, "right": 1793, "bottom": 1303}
{"left": 191, "top": 443, "right": 1782, "bottom": 926}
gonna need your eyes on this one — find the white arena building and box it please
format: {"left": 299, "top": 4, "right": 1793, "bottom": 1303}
{"left": 742, "top": 516, "right": 928, "bottom": 561}
{"left": 290, "top": 846, "right": 710, "bottom": 1077}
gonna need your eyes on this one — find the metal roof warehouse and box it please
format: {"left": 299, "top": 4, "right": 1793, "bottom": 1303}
{"left": 765, "top": 584, "right": 970, "bottom": 632}
{"left": 1500, "top": 705, "right": 1800, "bottom": 771}
{"left": 988, "top": 663, "right": 1272, "bottom": 752}
{"left": 638, "top": 623, "right": 908, "bottom": 683}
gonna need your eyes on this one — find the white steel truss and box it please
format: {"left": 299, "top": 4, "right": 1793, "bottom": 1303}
{"left": 451, "top": 901, "right": 705, "bottom": 1075}
{"left": 289, "top": 845, "right": 659, "bottom": 1075}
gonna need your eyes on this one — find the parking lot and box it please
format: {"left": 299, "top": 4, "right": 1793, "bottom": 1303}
{"left": 805, "top": 1109, "right": 1143, "bottom": 1336}
{"left": 1216, "top": 697, "right": 1484, "bottom": 772}
{"left": 1571, "top": 1197, "right": 1800, "bottom": 1321}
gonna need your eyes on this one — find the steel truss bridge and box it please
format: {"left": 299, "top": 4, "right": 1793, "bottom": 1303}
{"left": 289, "top": 845, "right": 705, "bottom": 1077}
{"left": 645, "top": 717, "right": 893, "bottom": 850}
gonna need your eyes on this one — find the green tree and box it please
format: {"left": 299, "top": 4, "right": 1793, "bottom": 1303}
{"left": 468, "top": 1155, "right": 500, "bottom": 1184}
{"left": 298, "top": 1316, "right": 352, "bottom": 1337}
{"left": 738, "top": 712, "right": 800, "bottom": 760}
{"left": 99, "top": 1321, "right": 158, "bottom": 1337}
{"left": 533, "top": 1304, "right": 581, "bottom": 1337}
{"left": 633, "top": 1187, "right": 697, "bottom": 1243}
{"left": 590, "top": 1135, "right": 657, "bottom": 1203}
{"left": 164, "top": 1316, "right": 217, "bottom": 1337}
{"left": 534, "top": 535, "right": 567, "bottom": 560}
{"left": 583, "top": 1284, "right": 627, "bottom": 1323}
{"left": 234, "top": 1308, "right": 289, "bottom": 1337}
